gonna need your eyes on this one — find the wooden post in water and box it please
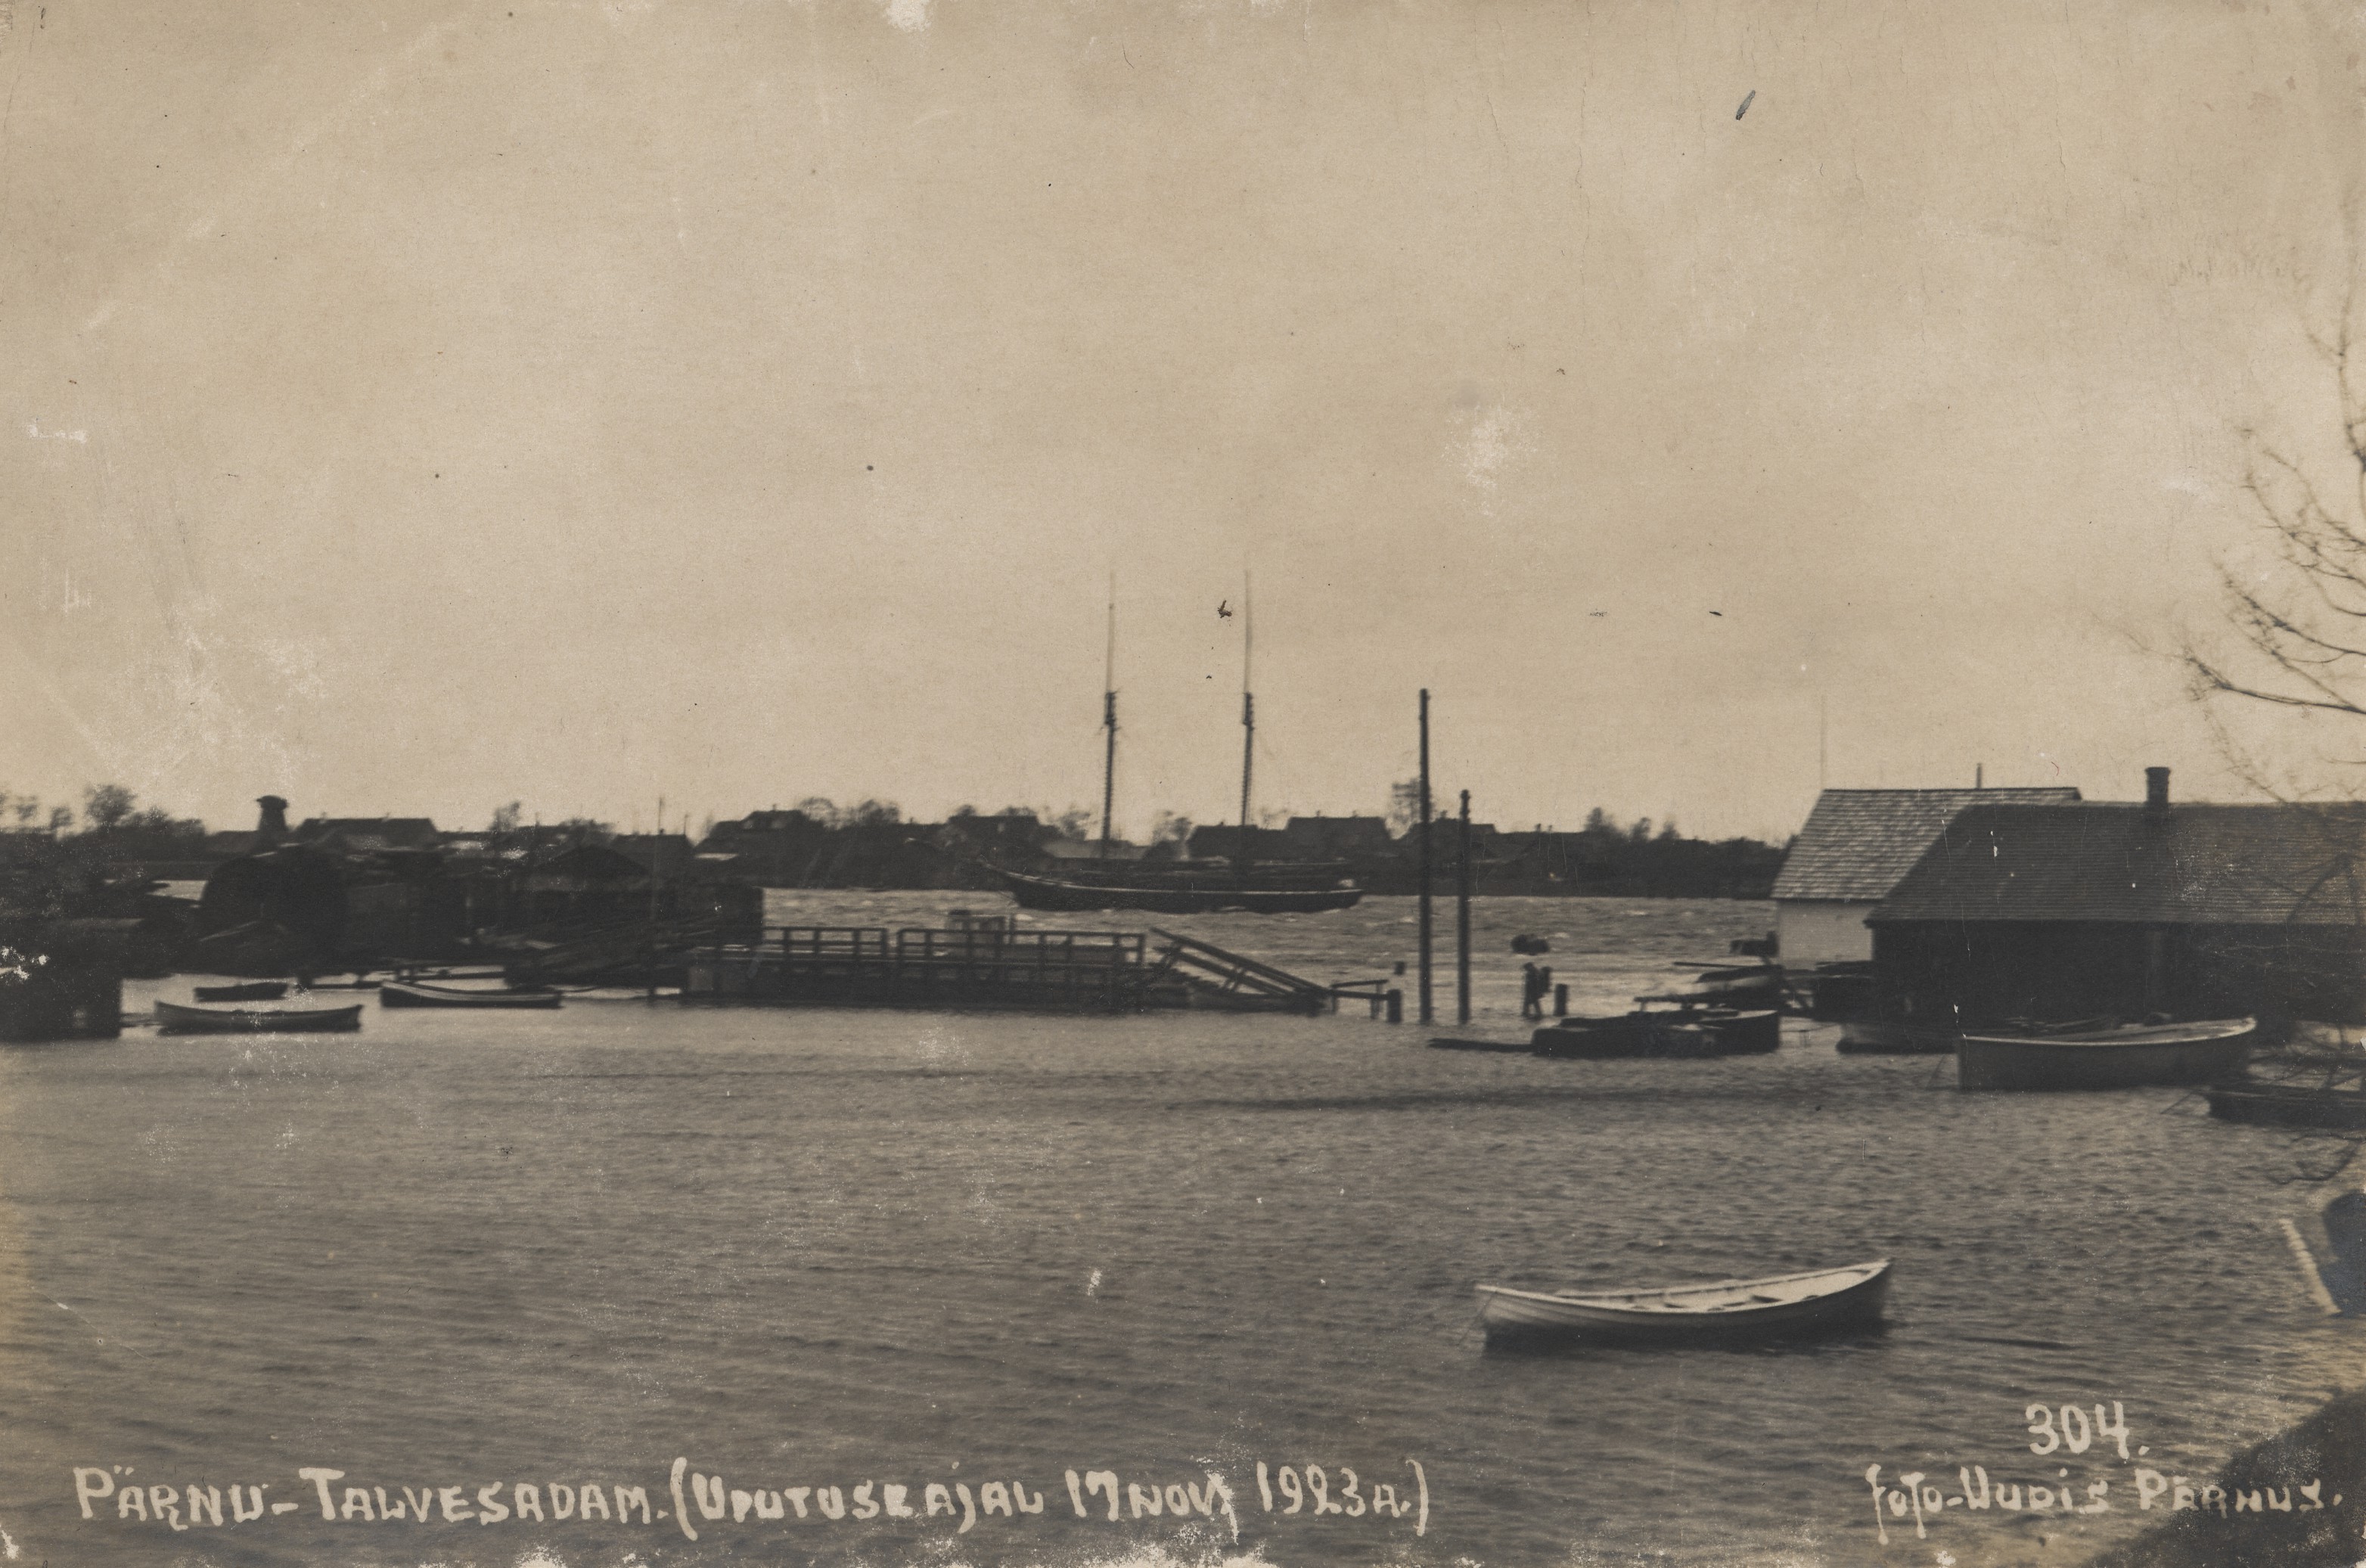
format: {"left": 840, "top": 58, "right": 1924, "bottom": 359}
{"left": 1457, "top": 789, "right": 1472, "bottom": 1026}
{"left": 1418, "top": 688, "right": 1433, "bottom": 1024}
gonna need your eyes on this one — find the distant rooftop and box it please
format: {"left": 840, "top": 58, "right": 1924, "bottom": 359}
{"left": 293, "top": 816, "right": 442, "bottom": 852}
{"left": 1771, "top": 787, "right": 2082, "bottom": 902}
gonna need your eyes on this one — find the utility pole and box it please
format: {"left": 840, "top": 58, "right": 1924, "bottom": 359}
{"left": 1457, "top": 788, "right": 1472, "bottom": 1025}
{"left": 1101, "top": 580, "right": 1117, "bottom": 857}
{"left": 650, "top": 795, "right": 664, "bottom": 923}
{"left": 1418, "top": 688, "right": 1433, "bottom": 1025}
{"left": 1238, "top": 573, "right": 1255, "bottom": 846}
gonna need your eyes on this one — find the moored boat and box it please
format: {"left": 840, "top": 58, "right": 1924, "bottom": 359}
{"left": 1643, "top": 961, "right": 1784, "bottom": 1011}
{"left": 380, "top": 981, "right": 564, "bottom": 1010}
{"left": 1014, "top": 582, "right": 1363, "bottom": 918}
{"left": 1474, "top": 1259, "right": 1891, "bottom": 1345}
{"left": 993, "top": 864, "right": 1362, "bottom": 915}
{"left": 2290, "top": 1020, "right": 2366, "bottom": 1052}
{"left": 2205, "top": 1081, "right": 2366, "bottom": 1131}
{"left": 1532, "top": 1012, "right": 1706, "bottom": 1059}
{"left": 154, "top": 1000, "right": 362, "bottom": 1035}
{"left": 1836, "top": 1017, "right": 1960, "bottom": 1054}
{"left": 1531, "top": 1007, "right": 1778, "bottom": 1060}
{"left": 1703, "top": 1008, "right": 1781, "bottom": 1054}
{"left": 1957, "top": 1017, "right": 2255, "bottom": 1091}
{"left": 193, "top": 981, "right": 288, "bottom": 1003}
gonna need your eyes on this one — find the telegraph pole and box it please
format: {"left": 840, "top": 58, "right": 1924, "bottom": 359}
{"left": 1457, "top": 789, "right": 1472, "bottom": 1025}
{"left": 1417, "top": 689, "right": 1433, "bottom": 1024}
{"left": 1100, "top": 582, "right": 1117, "bottom": 857}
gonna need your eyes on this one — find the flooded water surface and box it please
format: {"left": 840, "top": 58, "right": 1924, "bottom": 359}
{"left": 0, "top": 895, "right": 2352, "bottom": 1567}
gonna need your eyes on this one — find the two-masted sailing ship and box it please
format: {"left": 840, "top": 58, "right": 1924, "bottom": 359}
{"left": 992, "top": 585, "right": 1364, "bottom": 915}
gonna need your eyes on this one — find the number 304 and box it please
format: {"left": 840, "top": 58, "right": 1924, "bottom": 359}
{"left": 2028, "top": 1402, "right": 2131, "bottom": 1461}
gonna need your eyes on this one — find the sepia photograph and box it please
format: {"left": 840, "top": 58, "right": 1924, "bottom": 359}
{"left": 5, "top": 2, "right": 2366, "bottom": 1563}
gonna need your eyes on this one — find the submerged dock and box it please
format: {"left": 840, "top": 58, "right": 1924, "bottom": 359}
{"left": 682, "top": 920, "right": 1334, "bottom": 1014}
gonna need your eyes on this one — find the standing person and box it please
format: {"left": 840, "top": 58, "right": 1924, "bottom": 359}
{"left": 1539, "top": 964, "right": 1555, "bottom": 1016}
{"left": 1521, "top": 961, "right": 1542, "bottom": 1018}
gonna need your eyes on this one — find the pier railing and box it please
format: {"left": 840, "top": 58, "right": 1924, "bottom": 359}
{"left": 685, "top": 924, "right": 1150, "bottom": 1011}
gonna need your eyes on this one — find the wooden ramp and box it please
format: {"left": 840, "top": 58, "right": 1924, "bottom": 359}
{"left": 1148, "top": 929, "right": 1333, "bottom": 1014}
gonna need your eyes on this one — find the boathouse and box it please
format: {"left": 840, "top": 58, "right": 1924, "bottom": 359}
{"left": 1770, "top": 786, "right": 2082, "bottom": 964}
{"left": 1866, "top": 771, "right": 2366, "bottom": 1026}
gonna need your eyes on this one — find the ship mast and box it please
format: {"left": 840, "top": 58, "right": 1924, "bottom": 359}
{"left": 1100, "top": 576, "right": 1117, "bottom": 859}
{"left": 1237, "top": 573, "right": 1254, "bottom": 862}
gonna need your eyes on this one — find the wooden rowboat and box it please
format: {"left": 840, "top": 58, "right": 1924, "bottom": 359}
{"left": 154, "top": 1000, "right": 362, "bottom": 1036}
{"left": 193, "top": 981, "right": 288, "bottom": 1003}
{"left": 1531, "top": 1012, "right": 1706, "bottom": 1058}
{"left": 1530, "top": 1008, "right": 1778, "bottom": 1060}
{"left": 1957, "top": 1017, "right": 2255, "bottom": 1091}
{"left": 1836, "top": 1017, "right": 1960, "bottom": 1054}
{"left": 2205, "top": 1082, "right": 2366, "bottom": 1131}
{"left": 380, "top": 981, "right": 564, "bottom": 1010}
{"left": 1475, "top": 1259, "right": 1891, "bottom": 1345}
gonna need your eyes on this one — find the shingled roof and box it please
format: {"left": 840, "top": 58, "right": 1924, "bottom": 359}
{"left": 1869, "top": 802, "right": 2366, "bottom": 927}
{"left": 1771, "top": 788, "right": 2082, "bottom": 902}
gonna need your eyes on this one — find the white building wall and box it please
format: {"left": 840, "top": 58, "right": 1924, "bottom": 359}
{"left": 1776, "top": 900, "right": 1876, "bottom": 965}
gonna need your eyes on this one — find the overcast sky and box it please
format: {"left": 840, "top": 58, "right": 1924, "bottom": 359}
{"left": 5, "top": 0, "right": 2361, "bottom": 842}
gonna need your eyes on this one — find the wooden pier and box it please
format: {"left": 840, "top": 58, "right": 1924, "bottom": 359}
{"left": 682, "top": 921, "right": 1338, "bottom": 1015}
{"left": 686, "top": 924, "right": 1154, "bottom": 1011}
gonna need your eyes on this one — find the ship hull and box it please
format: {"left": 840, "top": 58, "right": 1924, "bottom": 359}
{"left": 993, "top": 866, "right": 1362, "bottom": 915}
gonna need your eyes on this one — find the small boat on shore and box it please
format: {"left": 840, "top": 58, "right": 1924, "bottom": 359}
{"left": 380, "top": 981, "right": 564, "bottom": 1010}
{"left": 1428, "top": 1035, "right": 1538, "bottom": 1054}
{"left": 1475, "top": 1259, "right": 1891, "bottom": 1345}
{"left": 1957, "top": 1017, "right": 2255, "bottom": 1091}
{"left": 2205, "top": 1081, "right": 2366, "bottom": 1131}
{"left": 155, "top": 1000, "right": 363, "bottom": 1036}
{"left": 193, "top": 981, "right": 288, "bottom": 1003}
{"left": 1836, "top": 1017, "right": 1960, "bottom": 1054}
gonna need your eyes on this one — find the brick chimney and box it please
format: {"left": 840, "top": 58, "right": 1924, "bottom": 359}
{"left": 2144, "top": 768, "right": 2170, "bottom": 814}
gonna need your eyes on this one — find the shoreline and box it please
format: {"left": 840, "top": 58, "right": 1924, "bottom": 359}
{"left": 2086, "top": 1386, "right": 2366, "bottom": 1567}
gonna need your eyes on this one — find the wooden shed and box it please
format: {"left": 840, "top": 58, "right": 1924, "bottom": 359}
{"left": 1867, "top": 774, "right": 2365, "bottom": 1026}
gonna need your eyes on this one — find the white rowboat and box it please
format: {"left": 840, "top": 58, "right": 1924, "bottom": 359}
{"left": 154, "top": 1000, "right": 363, "bottom": 1036}
{"left": 1474, "top": 1259, "right": 1891, "bottom": 1344}
{"left": 1956, "top": 1017, "right": 2254, "bottom": 1091}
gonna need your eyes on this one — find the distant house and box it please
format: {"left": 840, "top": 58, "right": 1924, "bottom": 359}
{"left": 696, "top": 810, "right": 833, "bottom": 885}
{"left": 1281, "top": 815, "right": 1394, "bottom": 859}
{"left": 1867, "top": 770, "right": 2366, "bottom": 1025}
{"left": 293, "top": 816, "right": 443, "bottom": 855}
{"left": 1771, "top": 787, "right": 2082, "bottom": 964}
{"left": 610, "top": 833, "right": 696, "bottom": 880}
